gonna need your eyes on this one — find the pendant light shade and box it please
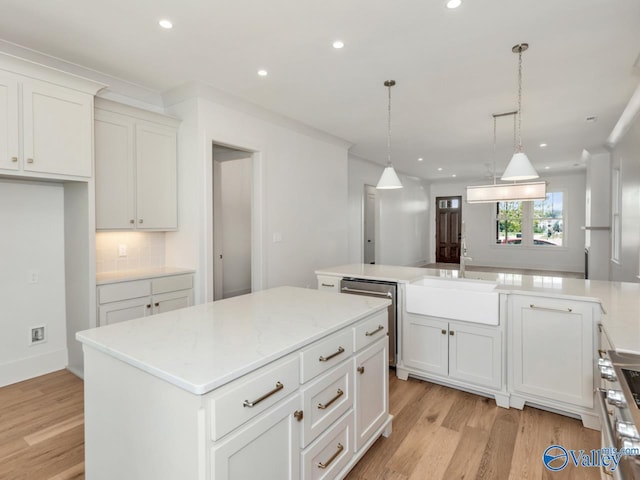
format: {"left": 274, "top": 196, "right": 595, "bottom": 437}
{"left": 501, "top": 152, "right": 539, "bottom": 181}
{"left": 501, "top": 43, "right": 539, "bottom": 182}
{"left": 377, "top": 166, "right": 403, "bottom": 189}
{"left": 376, "top": 80, "right": 403, "bottom": 190}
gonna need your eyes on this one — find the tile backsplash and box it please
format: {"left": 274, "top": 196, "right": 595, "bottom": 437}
{"left": 96, "top": 232, "right": 165, "bottom": 274}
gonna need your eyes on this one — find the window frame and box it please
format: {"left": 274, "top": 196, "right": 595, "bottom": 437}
{"left": 492, "top": 189, "right": 568, "bottom": 250}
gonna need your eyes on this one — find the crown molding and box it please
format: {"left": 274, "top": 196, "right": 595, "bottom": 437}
{"left": 607, "top": 81, "right": 640, "bottom": 148}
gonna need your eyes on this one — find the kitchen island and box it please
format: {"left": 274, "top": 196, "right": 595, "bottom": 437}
{"left": 76, "top": 286, "right": 392, "bottom": 480}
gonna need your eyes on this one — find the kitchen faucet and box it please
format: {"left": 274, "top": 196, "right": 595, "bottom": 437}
{"left": 460, "top": 222, "right": 472, "bottom": 278}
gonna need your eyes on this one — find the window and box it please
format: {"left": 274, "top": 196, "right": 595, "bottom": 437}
{"left": 533, "top": 192, "right": 564, "bottom": 247}
{"left": 495, "top": 192, "right": 564, "bottom": 247}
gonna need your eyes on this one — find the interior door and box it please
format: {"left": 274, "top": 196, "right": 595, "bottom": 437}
{"left": 435, "top": 196, "right": 462, "bottom": 263}
{"left": 363, "top": 185, "right": 376, "bottom": 264}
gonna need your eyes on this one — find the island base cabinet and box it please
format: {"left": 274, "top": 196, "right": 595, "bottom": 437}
{"left": 508, "top": 295, "right": 594, "bottom": 408}
{"left": 354, "top": 338, "right": 388, "bottom": 451}
{"left": 212, "top": 394, "right": 301, "bottom": 480}
{"left": 302, "top": 410, "right": 354, "bottom": 480}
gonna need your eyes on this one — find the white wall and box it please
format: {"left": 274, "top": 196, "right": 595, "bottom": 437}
{"left": 220, "top": 157, "right": 252, "bottom": 297}
{"left": 348, "top": 156, "right": 430, "bottom": 266}
{"left": 0, "top": 180, "right": 68, "bottom": 386}
{"left": 610, "top": 116, "right": 640, "bottom": 282}
{"left": 428, "top": 172, "right": 587, "bottom": 273}
{"left": 165, "top": 91, "right": 350, "bottom": 302}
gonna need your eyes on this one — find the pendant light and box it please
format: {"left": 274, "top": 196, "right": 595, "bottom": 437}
{"left": 376, "top": 80, "right": 403, "bottom": 189}
{"left": 501, "top": 43, "right": 539, "bottom": 181}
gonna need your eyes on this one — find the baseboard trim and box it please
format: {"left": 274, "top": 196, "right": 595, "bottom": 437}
{"left": 0, "top": 348, "right": 68, "bottom": 387}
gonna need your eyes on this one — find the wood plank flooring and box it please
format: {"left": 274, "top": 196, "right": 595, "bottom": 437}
{"left": 0, "top": 370, "right": 600, "bottom": 480}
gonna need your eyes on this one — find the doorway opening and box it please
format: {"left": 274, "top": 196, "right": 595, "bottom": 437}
{"left": 212, "top": 143, "right": 253, "bottom": 300}
{"left": 435, "top": 196, "right": 462, "bottom": 263}
{"left": 363, "top": 185, "right": 377, "bottom": 264}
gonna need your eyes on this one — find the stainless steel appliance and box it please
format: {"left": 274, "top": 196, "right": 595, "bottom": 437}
{"left": 340, "top": 277, "right": 397, "bottom": 366}
{"left": 597, "top": 349, "right": 640, "bottom": 479}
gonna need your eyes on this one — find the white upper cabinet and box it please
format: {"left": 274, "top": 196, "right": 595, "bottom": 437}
{"left": 0, "top": 54, "right": 102, "bottom": 180}
{"left": 95, "top": 98, "right": 179, "bottom": 231}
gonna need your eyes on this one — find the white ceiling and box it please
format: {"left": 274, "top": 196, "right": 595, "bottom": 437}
{"left": 1, "top": 0, "right": 639, "bottom": 181}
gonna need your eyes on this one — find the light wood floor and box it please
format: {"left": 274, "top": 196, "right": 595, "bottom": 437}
{"left": 0, "top": 370, "right": 599, "bottom": 480}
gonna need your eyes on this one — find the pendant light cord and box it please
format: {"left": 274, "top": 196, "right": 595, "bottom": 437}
{"left": 387, "top": 83, "right": 392, "bottom": 167}
{"left": 517, "top": 47, "right": 523, "bottom": 153}
{"left": 492, "top": 115, "right": 497, "bottom": 184}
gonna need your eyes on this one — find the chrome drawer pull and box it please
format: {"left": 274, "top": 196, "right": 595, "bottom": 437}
{"left": 321, "top": 283, "right": 335, "bottom": 287}
{"left": 319, "top": 346, "right": 345, "bottom": 362}
{"left": 318, "top": 389, "right": 344, "bottom": 410}
{"left": 317, "top": 443, "right": 344, "bottom": 469}
{"left": 243, "top": 382, "right": 283, "bottom": 408}
{"left": 529, "top": 304, "right": 572, "bottom": 313}
{"left": 365, "top": 325, "right": 384, "bottom": 337}
{"left": 10, "top": 156, "right": 18, "bottom": 162}
{"left": 341, "top": 287, "right": 392, "bottom": 298}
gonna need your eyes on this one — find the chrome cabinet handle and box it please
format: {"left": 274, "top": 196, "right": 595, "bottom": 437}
{"left": 317, "top": 443, "right": 344, "bottom": 469}
{"left": 357, "top": 366, "right": 365, "bottom": 375}
{"left": 318, "top": 389, "right": 344, "bottom": 410}
{"left": 26, "top": 158, "right": 34, "bottom": 163}
{"left": 365, "top": 325, "right": 384, "bottom": 337}
{"left": 10, "top": 156, "right": 18, "bottom": 162}
{"left": 319, "top": 346, "right": 345, "bottom": 362}
{"left": 321, "top": 283, "right": 335, "bottom": 287}
{"left": 341, "top": 287, "right": 392, "bottom": 298}
{"left": 529, "top": 304, "right": 572, "bottom": 313}
{"left": 243, "top": 382, "right": 283, "bottom": 408}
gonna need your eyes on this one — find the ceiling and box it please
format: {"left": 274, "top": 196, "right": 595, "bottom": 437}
{"left": 1, "top": 0, "right": 639, "bottom": 181}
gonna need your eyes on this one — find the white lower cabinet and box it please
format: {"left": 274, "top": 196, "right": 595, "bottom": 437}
{"left": 212, "top": 394, "right": 301, "bottom": 480}
{"left": 508, "top": 294, "right": 596, "bottom": 409}
{"left": 402, "top": 312, "right": 501, "bottom": 390}
{"left": 354, "top": 338, "right": 388, "bottom": 451}
{"left": 302, "top": 410, "right": 354, "bottom": 480}
{"left": 97, "top": 273, "right": 194, "bottom": 326}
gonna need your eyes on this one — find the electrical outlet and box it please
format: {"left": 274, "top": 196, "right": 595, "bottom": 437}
{"left": 27, "top": 270, "right": 39, "bottom": 284}
{"left": 118, "top": 244, "right": 127, "bottom": 257}
{"left": 30, "top": 326, "right": 46, "bottom": 345}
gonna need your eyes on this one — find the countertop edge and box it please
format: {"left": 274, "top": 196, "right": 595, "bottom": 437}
{"left": 96, "top": 267, "right": 196, "bottom": 285}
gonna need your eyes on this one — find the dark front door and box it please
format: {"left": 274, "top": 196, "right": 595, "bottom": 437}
{"left": 435, "top": 196, "right": 462, "bottom": 263}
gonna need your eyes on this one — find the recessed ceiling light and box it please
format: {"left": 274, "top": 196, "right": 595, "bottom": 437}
{"left": 446, "top": 0, "right": 462, "bottom": 9}
{"left": 437, "top": 167, "right": 443, "bottom": 171}
{"left": 158, "top": 19, "right": 173, "bottom": 29}
{"left": 544, "top": 166, "right": 550, "bottom": 170}
{"left": 417, "top": 157, "right": 424, "bottom": 162}
{"left": 257, "top": 69, "right": 268, "bottom": 77}
{"left": 332, "top": 40, "right": 344, "bottom": 49}
{"left": 539, "top": 143, "right": 548, "bottom": 148}
{"left": 451, "top": 174, "right": 457, "bottom": 178}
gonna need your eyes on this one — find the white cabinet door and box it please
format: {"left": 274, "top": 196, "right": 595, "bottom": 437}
{"left": 509, "top": 295, "right": 594, "bottom": 407}
{"left": 98, "top": 297, "right": 151, "bottom": 326}
{"left": 135, "top": 121, "right": 177, "bottom": 230}
{"left": 402, "top": 313, "right": 448, "bottom": 376}
{"left": 22, "top": 78, "right": 92, "bottom": 177}
{"left": 449, "top": 323, "right": 501, "bottom": 389}
{"left": 354, "top": 338, "right": 388, "bottom": 451}
{"left": 152, "top": 289, "right": 193, "bottom": 314}
{"left": 0, "top": 71, "right": 19, "bottom": 171}
{"left": 212, "top": 394, "right": 301, "bottom": 480}
{"left": 95, "top": 111, "right": 136, "bottom": 229}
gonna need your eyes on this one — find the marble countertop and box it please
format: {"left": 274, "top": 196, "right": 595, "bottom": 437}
{"left": 96, "top": 266, "right": 195, "bottom": 285}
{"left": 316, "top": 263, "right": 640, "bottom": 355}
{"left": 77, "top": 286, "right": 389, "bottom": 395}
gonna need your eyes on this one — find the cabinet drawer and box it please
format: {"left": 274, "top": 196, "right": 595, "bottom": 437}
{"left": 317, "top": 275, "right": 340, "bottom": 293}
{"left": 210, "top": 355, "right": 299, "bottom": 441}
{"left": 353, "top": 310, "right": 388, "bottom": 352}
{"left": 300, "top": 330, "right": 353, "bottom": 384}
{"left": 152, "top": 274, "right": 193, "bottom": 294}
{"left": 301, "top": 361, "right": 353, "bottom": 448}
{"left": 98, "top": 280, "right": 151, "bottom": 304}
{"left": 301, "top": 410, "right": 354, "bottom": 480}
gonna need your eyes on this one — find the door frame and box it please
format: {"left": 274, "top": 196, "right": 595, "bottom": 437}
{"left": 435, "top": 195, "right": 462, "bottom": 264}
{"left": 205, "top": 138, "right": 266, "bottom": 303}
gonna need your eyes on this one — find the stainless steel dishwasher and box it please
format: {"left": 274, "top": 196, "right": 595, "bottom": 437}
{"left": 340, "top": 277, "right": 397, "bottom": 366}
